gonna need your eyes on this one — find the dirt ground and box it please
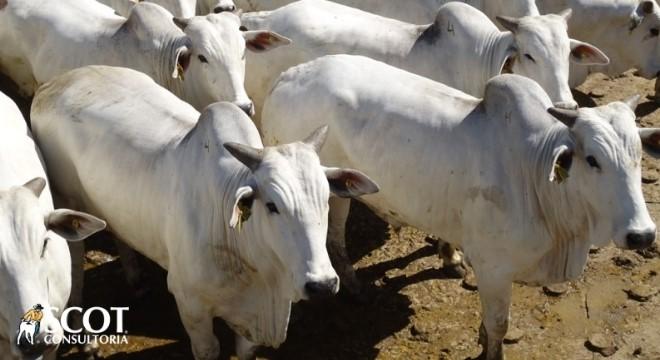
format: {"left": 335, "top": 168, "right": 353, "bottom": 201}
{"left": 2, "top": 70, "right": 660, "bottom": 360}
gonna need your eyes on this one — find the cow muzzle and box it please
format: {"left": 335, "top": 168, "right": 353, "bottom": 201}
{"left": 626, "top": 230, "right": 656, "bottom": 249}
{"left": 214, "top": 5, "right": 236, "bottom": 13}
{"left": 304, "top": 277, "right": 339, "bottom": 300}
{"left": 235, "top": 101, "right": 255, "bottom": 117}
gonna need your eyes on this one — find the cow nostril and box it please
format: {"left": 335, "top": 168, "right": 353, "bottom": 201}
{"left": 305, "top": 278, "right": 338, "bottom": 299}
{"left": 626, "top": 231, "right": 655, "bottom": 249}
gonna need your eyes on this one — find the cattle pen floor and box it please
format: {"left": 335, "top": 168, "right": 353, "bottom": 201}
{"left": 2, "top": 70, "right": 660, "bottom": 360}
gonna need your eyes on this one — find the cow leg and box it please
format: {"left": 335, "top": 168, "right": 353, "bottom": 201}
{"left": 327, "top": 197, "right": 361, "bottom": 295}
{"left": 67, "top": 241, "right": 99, "bottom": 358}
{"left": 436, "top": 239, "right": 467, "bottom": 278}
{"left": 474, "top": 269, "right": 512, "bottom": 360}
{"left": 171, "top": 286, "right": 219, "bottom": 360}
{"left": 235, "top": 334, "right": 257, "bottom": 360}
{"left": 114, "top": 238, "right": 149, "bottom": 299}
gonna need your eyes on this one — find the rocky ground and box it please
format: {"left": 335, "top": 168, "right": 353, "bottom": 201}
{"left": 2, "top": 70, "right": 660, "bottom": 360}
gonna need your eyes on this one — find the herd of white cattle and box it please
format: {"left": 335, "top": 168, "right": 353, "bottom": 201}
{"left": 1, "top": 0, "right": 660, "bottom": 359}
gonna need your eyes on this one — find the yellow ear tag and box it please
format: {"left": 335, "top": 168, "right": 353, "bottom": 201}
{"left": 236, "top": 202, "right": 252, "bottom": 232}
{"left": 177, "top": 63, "right": 185, "bottom": 81}
{"left": 553, "top": 163, "right": 569, "bottom": 184}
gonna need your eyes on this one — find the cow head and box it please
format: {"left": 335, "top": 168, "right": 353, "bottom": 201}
{"left": 172, "top": 12, "right": 290, "bottom": 113}
{"left": 0, "top": 178, "right": 105, "bottom": 358}
{"left": 224, "top": 125, "right": 379, "bottom": 301}
{"left": 625, "top": 0, "right": 660, "bottom": 79}
{"left": 546, "top": 96, "right": 658, "bottom": 250}
{"left": 497, "top": 9, "right": 609, "bottom": 109}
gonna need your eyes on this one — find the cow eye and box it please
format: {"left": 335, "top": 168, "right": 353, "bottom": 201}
{"left": 40, "top": 238, "right": 49, "bottom": 258}
{"left": 524, "top": 54, "right": 536, "bottom": 63}
{"left": 239, "top": 25, "right": 248, "bottom": 31}
{"left": 651, "top": 28, "right": 659, "bottom": 37}
{"left": 586, "top": 155, "right": 601, "bottom": 170}
{"left": 198, "top": 55, "right": 208, "bottom": 63}
{"left": 266, "top": 202, "right": 279, "bottom": 214}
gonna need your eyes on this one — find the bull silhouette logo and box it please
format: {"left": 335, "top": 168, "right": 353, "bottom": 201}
{"left": 17, "top": 304, "right": 44, "bottom": 346}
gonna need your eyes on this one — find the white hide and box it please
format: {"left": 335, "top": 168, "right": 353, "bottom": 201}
{"left": 261, "top": 54, "right": 659, "bottom": 360}
{"left": 234, "top": 0, "right": 539, "bottom": 23}
{"left": 538, "top": 0, "right": 660, "bottom": 85}
{"left": 31, "top": 66, "right": 377, "bottom": 360}
{"left": 97, "top": 0, "right": 236, "bottom": 17}
{"left": 0, "top": 0, "right": 288, "bottom": 111}
{"left": 0, "top": 92, "right": 105, "bottom": 359}
{"left": 242, "top": 0, "right": 608, "bottom": 122}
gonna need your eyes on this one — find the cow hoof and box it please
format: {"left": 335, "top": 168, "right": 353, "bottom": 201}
{"left": 444, "top": 262, "right": 467, "bottom": 279}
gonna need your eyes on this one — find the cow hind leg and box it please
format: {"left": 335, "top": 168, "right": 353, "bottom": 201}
{"left": 327, "top": 197, "right": 362, "bottom": 297}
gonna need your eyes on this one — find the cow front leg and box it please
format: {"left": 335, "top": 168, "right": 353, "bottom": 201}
{"left": 327, "top": 197, "right": 361, "bottom": 296}
{"left": 235, "top": 334, "right": 257, "bottom": 360}
{"left": 474, "top": 269, "right": 512, "bottom": 360}
{"left": 171, "top": 287, "right": 219, "bottom": 360}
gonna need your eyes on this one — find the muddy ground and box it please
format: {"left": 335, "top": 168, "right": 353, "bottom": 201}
{"left": 2, "top": 70, "right": 660, "bottom": 360}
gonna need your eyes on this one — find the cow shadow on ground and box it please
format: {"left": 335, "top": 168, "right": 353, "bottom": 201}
{"left": 59, "top": 202, "right": 451, "bottom": 360}
{"left": 636, "top": 99, "right": 660, "bottom": 118}
{"left": 572, "top": 89, "right": 597, "bottom": 108}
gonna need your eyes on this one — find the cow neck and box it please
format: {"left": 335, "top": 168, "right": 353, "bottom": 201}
{"left": 528, "top": 124, "right": 595, "bottom": 282}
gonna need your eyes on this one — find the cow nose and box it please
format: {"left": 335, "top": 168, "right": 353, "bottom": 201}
{"left": 305, "top": 278, "right": 339, "bottom": 300}
{"left": 236, "top": 102, "right": 255, "bottom": 117}
{"left": 626, "top": 231, "right": 655, "bottom": 249}
{"left": 214, "top": 5, "right": 236, "bottom": 13}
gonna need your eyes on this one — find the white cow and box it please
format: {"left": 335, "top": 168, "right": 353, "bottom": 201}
{"left": 0, "top": 0, "right": 289, "bottom": 112}
{"left": 261, "top": 55, "right": 660, "bottom": 360}
{"left": 243, "top": 0, "right": 609, "bottom": 123}
{"left": 235, "top": 0, "right": 539, "bottom": 24}
{"left": 0, "top": 92, "right": 105, "bottom": 360}
{"left": 30, "top": 65, "right": 379, "bottom": 360}
{"left": 98, "top": 0, "right": 236, "bottom": 18}
{"left": 537, "top": 0, "right": 660, "bottom": 86}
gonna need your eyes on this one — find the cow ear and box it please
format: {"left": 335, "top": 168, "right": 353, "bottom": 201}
{"left": 229, "top": 185, "right": 255, "bottom": 229}
{"left": 46, "top": 209, "right": 106, "bottom": 242}
{"left": 639, "top": 128, "right": 660, "bottom": 158}
{"left": 569, "top": 39, "right": 609, "bottom": 65}
{"left": 325, "top": 167, "right": 380, "bottom": 198}
{"left": 172, "top": 46, "right": 191, "bottom": 79}
{"left": 243, "top": 31, "right": 291, "bottom": 52}
{"left": 23, "top": 177, "right": 47, "bottom": 198}
{"left": 496, "top": 16, "right": 520, "bottom": 33}
{"left": 548, "top": 145, "right": 574, "bottom": 184}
